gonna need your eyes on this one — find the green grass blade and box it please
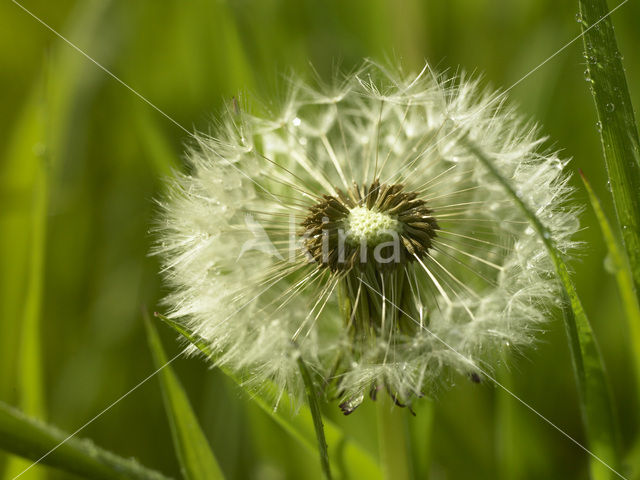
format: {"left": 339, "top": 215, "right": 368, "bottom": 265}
{"left": 0, "top": 401, "right": 171, "bottom": 480}
{"left": 581, "top": 171, "right": 640, "bottom": 392}
{"left": 144, "top": 315, "right": 225, "bottom": 480}
{"left": 5, "top": 87, "right": 48, "bottom": 420}
{"left": 579, "top": 0, "right": 640, "bottom": 304}
{"left": 2, "top": 1, "right": 114, "bottom": 476}
{"left": 463, "top": 137, "right": 622, "bottom": 480}
{"left": 154, "top": 313, "right": 382, "bottom": 480}
{"left": 297, "top": 357, "right": 332, "bottom": 480}
{"left": 1, "top": 83, "right": 48, "bottom": 480}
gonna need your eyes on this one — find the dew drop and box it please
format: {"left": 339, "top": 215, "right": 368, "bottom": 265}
{"left": 292, "top": 117, "right": 301, "bottom": 127}
{"left": 583, "top": 70, "right": 593, "bottom": 83}
{"left": 32, "top": 142, "right": 46, "bottom": 157}
{"left": 550, "top": 158, "right": 564, "bottom": 170}
{"left": 606, "top": 103, "right": 615, "bottom": 113}
{"left": 604, "top": 253, "right": 617, "bottom": 274}
{"left": 575, "top": 12, "right": 584, "bottom": 23}
{"left": 596, "top": 121, "right": 603, "bottom": 132}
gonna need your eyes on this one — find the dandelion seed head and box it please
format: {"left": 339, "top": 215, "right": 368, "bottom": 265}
{"left": 154, "top": 62, "right": 580, "bottom": 412}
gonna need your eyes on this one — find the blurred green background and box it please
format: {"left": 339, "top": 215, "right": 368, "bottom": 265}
{"left": 1, "top": 0, "right": 639, "bottom": 478}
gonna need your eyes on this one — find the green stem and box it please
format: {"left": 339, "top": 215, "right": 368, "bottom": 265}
{"left": 496, "top": 361, "right": 525, "bottom": 480}
{"left": 408, "top": 398, "right": 434, "bottom": 479}
{"left": 297, "top": 357, "right": 332, "bottom": 480}
{"left": 0, "top": 401, "right": 171, "bottom": 480}
{"left": 376, "top": 397, "right": 412, "bottom": 480}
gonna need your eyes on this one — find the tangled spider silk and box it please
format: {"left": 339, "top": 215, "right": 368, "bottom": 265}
{"left": 155, "top": 63, "right": 579, "bottom": 413}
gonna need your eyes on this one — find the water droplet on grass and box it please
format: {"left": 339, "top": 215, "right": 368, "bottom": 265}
{"left": 604, "top": 253, "right": 617, "bottom": 274}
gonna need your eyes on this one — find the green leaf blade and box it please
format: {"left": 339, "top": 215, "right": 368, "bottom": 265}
{"left": 145, "top": 315, "right": 226, "bottom": 480}
{"left": 463, "top": 137, "right": 622, "bottom": 480}
{"left": 579, "top": 0, "right": 640, "bottom": 304}
{"left": 581, "top": 171, "right": 640, "bottom": 397}
{"left": 1, "top": 81, "right": 49, "bottom": 480}
{"left": 154, "top": 312, "right": 382, "bottom": 480}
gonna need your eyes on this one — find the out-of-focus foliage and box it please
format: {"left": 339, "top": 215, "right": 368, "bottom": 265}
{"left": 1, "top": 1, "right": 638, "bottom": 479}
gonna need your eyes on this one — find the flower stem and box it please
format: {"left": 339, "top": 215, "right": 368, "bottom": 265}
{"left": 297, "top": 357, "right": 332, "bottom": 480}
{"left": 0, "top": 400, "right": 170, "bottom": 480}
{"left": 376, "top": 396, "right": 412, "bottom": 480}
{"left": 408, "top": 399, "right": 434, "bottom": 478}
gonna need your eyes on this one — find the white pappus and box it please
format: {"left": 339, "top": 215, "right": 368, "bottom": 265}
{"left": 154, "top": 62, "right": 580, "bottom": 414}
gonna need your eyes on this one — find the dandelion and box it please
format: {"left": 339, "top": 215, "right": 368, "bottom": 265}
{"left": 154, "top": 63, "right": 579, "bottom": 413}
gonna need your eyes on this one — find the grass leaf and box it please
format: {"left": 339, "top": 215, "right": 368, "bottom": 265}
{"left": 1, "top": 81, "right": 48, "bottom": 480}
{"left": 154, "top": 312, "right": 382, "bottom": 480}
{"left": 579, "top": 0, "right": 640, "bottom": 304}
{"left": 581, "top": 171, "right": 640, "bottom": 394}
{"left": 463, "top": 137, "right": 622, "bottom": 480}
{"left": 144, "top": 314, "right": 225, "bottom": 480}
{"left": 0, "top": 400, "right": 171, "bottom": 480}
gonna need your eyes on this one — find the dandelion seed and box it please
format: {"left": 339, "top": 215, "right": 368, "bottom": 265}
{"left": 154, "top": 62, "right": 579, "bottom": 413}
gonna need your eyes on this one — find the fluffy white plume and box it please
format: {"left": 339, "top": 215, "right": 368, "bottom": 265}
{"left": 154, "top": 63, "right": 579, "bottom": 412}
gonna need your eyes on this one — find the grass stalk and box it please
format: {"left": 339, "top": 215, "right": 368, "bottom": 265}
{"left": 0, "top": 401, "right": 170, "bottom": 480}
